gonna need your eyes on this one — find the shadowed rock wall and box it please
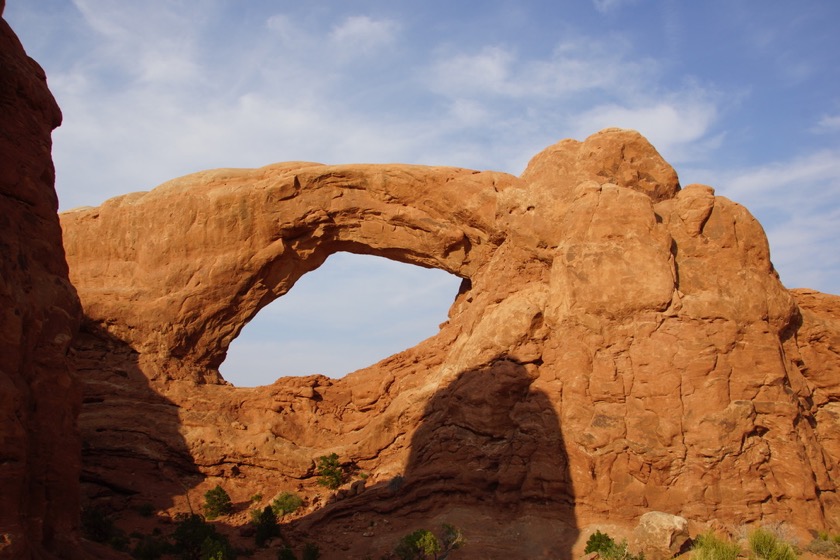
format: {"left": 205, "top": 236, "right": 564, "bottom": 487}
{"left": 61, "top": 126, "right": 840, "bottom": 545}
{"left": 0, "top": 6, "right": 82, "bottom": 558}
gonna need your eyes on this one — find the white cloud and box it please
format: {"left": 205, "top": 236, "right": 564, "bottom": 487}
{"left": 592, "top": 0, "right": 638, "bottom": 14}
{"left": 815, "top": 114, "right": 840, "bottom": 132}
{"left": 716, "top": 150, "right": 840, "bottom": 293}
{"left": 329, "top": 15, "right": 399, "bottom": 55}
{"left": 570, "top": 99, "right": 719, "bottom": 162}
{"left": 430, "top": 40, "right": 654, "bottom": 99}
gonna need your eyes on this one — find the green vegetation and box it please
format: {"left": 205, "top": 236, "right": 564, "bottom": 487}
{"left": 692, "top": 531, "right": 741, "bottom": 560}
{"left": 582, "top": 529, "right": 643, "bottom": 560}
{"left": 271, "top": 492, "right": 304, "bottom": 517}
{"left": 315, "top": 453, "right": 344, "bottom": 490}
{"left": 394, "top": 524, "right": 463, "bottom": 560}
{"left": 81, "top": 505, "right": 128, "bottom": 551}
{"left": 203, "top": 485, "right": 233, "bottom": 520}
{"left": 748, "top": 527, "right": 797, "bottom": 560}
{"left": 253, "top": 506, "right": 281, "bottom": 548}
{"left": 171, "top": 513, "right": 236, "bottom": 560}
{"left": 250, "top": 493, "right": 263, "bottom": 503}
{"left": 807, "top": 532, "right": 840, "bottom": 558}
{"left": 302, "top": 543, "right": 321, "bottom": 560}
{"left": 277, "top": 545, "right": 297, "bottom": 560}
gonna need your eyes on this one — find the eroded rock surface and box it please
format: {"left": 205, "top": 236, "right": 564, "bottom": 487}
{"left": 0, "top": 6, "right": 82, "bottom": 558}
{"left": 61, "top": 129, "right": 840, "bottom": 556}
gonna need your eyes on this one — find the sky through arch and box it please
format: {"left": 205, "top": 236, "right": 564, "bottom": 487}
{"left": 220, "top": 252, "right": 462, "bottom": 386}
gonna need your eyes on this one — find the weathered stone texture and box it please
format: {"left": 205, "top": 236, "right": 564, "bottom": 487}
{"left": 0, "top": 8, "right": 82, "bottom": 558}
{"left": 60, "top": 126, "right": 840, "bottom": 557}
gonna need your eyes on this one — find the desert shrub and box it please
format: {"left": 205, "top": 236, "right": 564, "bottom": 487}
{"left": 131, "top": 534, "right": 169, "bottom": 560}
{"left": 441, "top": 523, "right": 465, "bottom": 551}
{"left": 81, "top": 505, "right": 128, "bottom": 550}
{"left": 271, "top": 492, "right": 303, "bottom": 517}
{"left": 582, "top": 530, "right": 643, "bottom": 560}
{"left": 254, "top": 506, "right": 280, "bottom": 548}
{"left": 388, "top": 475, "right": 405, "bottom": 494}
{"left": 136, "top": 502, "right": 156, "bottom": 518}
{"left": 693, "top": 531, "right": 741, "bottom": 560}
{"left": 749, "top": 527, "right": 797, "bottom": 560}
{"left": 171, "top": 513, "right": 235, "bottom": 560}
{"left": 395, "top": 529, "right": 440, "bottom": 560}
{"left": 316, "top": 453, "right": 344, "bottom": 489}
{"left": 277, "top": 545, "right": 297, "bottom": 560}
{"left": 250, "top": 493, "right": 263, "bottom": 503}
{"left": 203, "top": 485, "right": 233, "bottom": 520}
{"left": 808, "top": 536, "right": 840, "bottom": 559}
{"left": 586, "top": 530, "right": 616, "bottom": 555}
{"left": 302, "top": 542, "right": 321, "bottom": 560}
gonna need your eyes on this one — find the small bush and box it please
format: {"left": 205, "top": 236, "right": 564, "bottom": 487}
{"left": 171, "top": 513, "right": 236, "bottom": 560}
{"left": 136, "top": 503, "right": 156, "bottom": 518}
{"left": 395, "top": 529, "right": 440, "bottom": 560}
{"left": 271, "top": 492, "right": 303, "bottom": 517}
{"left": 131, "top": 534, "right": 169, "bottom": 560}
{"left": 203, "top": 485, "right": 233, "bottom": 520}
{"left": 808, "top": 537, "right": 840, "bottom": 559}
{"left": 582, "top": 530, "right": 643, "bottom": 560}
{"left": 693, "top": 531, "right": 741, "bottom": 560}
{"left": 254, "top": 506, "right": 280, "bottom": 548}
{"left": 749, "top": 527, "right": 797, "bottom": 560}
{"left": 250, "top": 493, "right": 263, "bottom": 503}
{"left": 585, "top": 530, "right": 616, "bottom": 555}
{"left": 302, "top": 542, "right": 321, "bottom": 560}
{"left": 388, "top": 475, "right": 405, "bottom": 494}
{"left": 277, "top": 545, "right": 297, "bottom": 560}
{"left": 316, "top": 453, "right": 344, "bottom": 490}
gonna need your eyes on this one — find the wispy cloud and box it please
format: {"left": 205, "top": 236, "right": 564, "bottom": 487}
{"left": 329, "top": 15, "right": 400, "bottom": 55}
{"left": 592, "top": 0, "right": 638, "bottom": 15}
{"left": 717, "top": 150, "right": 840, "bottom": 291}
{"left": 815, "top": 114, "right": 840, "bottom": 133}
{"left": 570, "top": 98, "right": 721, "bottom": 162}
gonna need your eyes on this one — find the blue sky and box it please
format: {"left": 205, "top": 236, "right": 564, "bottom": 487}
{"left": 6, "top": 1, "right": 839, "bottom": 385}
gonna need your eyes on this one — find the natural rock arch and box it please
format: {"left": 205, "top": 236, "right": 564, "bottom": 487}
{"left": 61, "top": 129, "right": 840, "bottom": 550}
{"left": 62, "top": 162, "right": 510, "bottom": 379}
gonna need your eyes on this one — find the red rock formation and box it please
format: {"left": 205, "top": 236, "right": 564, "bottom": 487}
{"left": 60, "top": 127, "right": 840, "bottom": 557}
{"left": 0, "top": 7, "right": 82, "bottom": 558}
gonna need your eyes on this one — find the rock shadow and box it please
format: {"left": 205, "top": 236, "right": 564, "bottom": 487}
{"left": 70, "top": 323, "right": 201, "bottom": 525}
{"left": 300, "top": 357, "right": 578, "bottom": 559}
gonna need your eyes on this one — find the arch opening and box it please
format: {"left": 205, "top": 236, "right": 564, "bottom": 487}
{"left": 219, "top": 252, "right": 463, "bottom": 386}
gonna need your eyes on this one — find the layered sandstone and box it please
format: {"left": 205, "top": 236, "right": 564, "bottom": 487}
{"left": 60, "top": 127, "right": 840, "bottom": 556}
{"left": 0, "top": 6, "right": 82, "bottom": 558}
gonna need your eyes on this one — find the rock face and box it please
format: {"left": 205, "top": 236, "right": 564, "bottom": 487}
{"left": 0, "top": 7, "right": 82, "bottom": 558}
{"left": 61, "top": 128, "right": 840, "bottom": 556}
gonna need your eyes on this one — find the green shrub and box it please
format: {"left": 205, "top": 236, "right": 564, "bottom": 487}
{"left": 136, "top": 502, "right": 156, "bottom": 518}
{"left": 808, "top": 537, "right": 840, "bottom": 559}
{"left": 254, "top": 506, "right": 280, "bottom": 548}
{"left": 395, "top": 529, "right": 440, "bottom": 560}
{"left": 749, "top": 527, "right": 797, "bottom": 560}
{"left": 171, "top": 513, "right": 236, "bottom": 560}
{"left": 693, "top": 531, "right": 741, "bottom": 560}
{"left": 302, "top": 542, "right": 321, "bottom": 560}
{"left": 250, "top": 493, "right": 263, "bottom": 503}
{"left": 277, "top": 545, "right": 297, "bottom": 560}
{"left": 131, "top": 534, "right": 169, "bottom": 560}
{"left": 585, "top": 530, "right": 616, "bottom": 555}
{"left": 203, "top": 485, "right": 233, "bottom": 520}
{"left": 271, "top": 492, "right": 303, "bottom": 517}
{"left": 316, "top": 453, "right": 344, "bottom": 490}
{"left": 582, "top": 530, "right": 643, "bottom": 560}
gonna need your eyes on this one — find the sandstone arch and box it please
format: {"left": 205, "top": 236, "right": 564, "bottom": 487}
{"left": 61, "top": 129, "right": 840, "bottom": 552}
{"left": 62, "top": 162, "right": 512, "bottom": 379}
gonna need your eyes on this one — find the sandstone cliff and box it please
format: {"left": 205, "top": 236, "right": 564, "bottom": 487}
{"left": 0, "top": 5, "right": 83, "bottom": 558}
{"left": 60, "top": 127, "right": 840, "bottom": 556}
